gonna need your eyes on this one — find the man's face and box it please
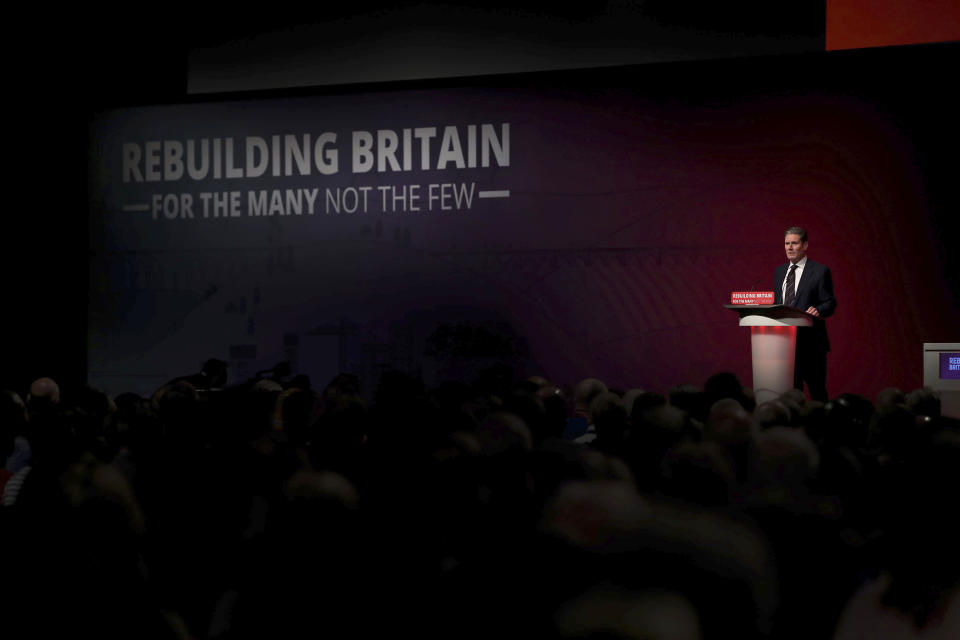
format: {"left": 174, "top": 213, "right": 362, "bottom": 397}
{"left": 784, "top": 233, "right": 808, "bottom": 263}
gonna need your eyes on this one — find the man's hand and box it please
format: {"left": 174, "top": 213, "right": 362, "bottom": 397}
{"left": 806, "top": 306, "right": 820, "bottom": 317}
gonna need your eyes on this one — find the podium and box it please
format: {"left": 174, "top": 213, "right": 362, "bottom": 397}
{"left": 725, "top": 304, "right": 813, "bottom": 404}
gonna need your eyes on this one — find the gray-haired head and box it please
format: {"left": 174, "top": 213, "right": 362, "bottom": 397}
{"left": 784, "top": 226, "right": 808, "bottom": 242}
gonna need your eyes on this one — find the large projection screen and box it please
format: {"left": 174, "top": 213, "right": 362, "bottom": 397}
{"left": 89, "top": 49, "right": 960, "bottom": 399}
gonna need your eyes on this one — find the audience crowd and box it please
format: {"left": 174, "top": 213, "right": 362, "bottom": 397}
{"left": 2, "top": 361, "right": 958, "bottom": 639}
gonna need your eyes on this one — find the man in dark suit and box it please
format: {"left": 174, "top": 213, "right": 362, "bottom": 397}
{"left": 773, "top": 226, "right": 837, "bottom": 401}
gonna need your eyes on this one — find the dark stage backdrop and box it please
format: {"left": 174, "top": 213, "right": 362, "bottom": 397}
{"left": 88, "top": 45, "right": 959, "bottom": 399}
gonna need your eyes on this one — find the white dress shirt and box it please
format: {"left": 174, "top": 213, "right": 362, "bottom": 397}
{"left": 782, "top": 255, "right": 807, "bottom": 303}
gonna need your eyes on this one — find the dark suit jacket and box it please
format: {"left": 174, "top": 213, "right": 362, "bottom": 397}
{"left": 774, "top": 259, "right": 837, "bottom": 351}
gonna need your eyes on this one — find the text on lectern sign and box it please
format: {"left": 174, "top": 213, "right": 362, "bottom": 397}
{"left": 730, "top": 291, "right": 775, "bottom": 305}
{"left": 942, "top": 353, "right": 960, "bottom": 380}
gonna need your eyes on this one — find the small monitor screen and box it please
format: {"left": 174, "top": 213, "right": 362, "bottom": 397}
{"left": 942, "top": 353, "right": 960, "bottom": 380}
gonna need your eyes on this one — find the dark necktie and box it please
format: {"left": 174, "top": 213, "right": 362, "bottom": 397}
{"left": 784, "top": 264, "right": 797, "bottom": 307}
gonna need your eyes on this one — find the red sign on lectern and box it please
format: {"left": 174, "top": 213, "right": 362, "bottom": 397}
{"left": 730, "top": 291, "right": 775, "bottom": 305}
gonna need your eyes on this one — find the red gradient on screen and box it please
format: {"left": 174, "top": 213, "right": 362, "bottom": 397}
{"left": 827, "top": 0, "right": 960, "bottom": 50}
{"left": 502, "top": 90, "right": 958, "bottom": 398}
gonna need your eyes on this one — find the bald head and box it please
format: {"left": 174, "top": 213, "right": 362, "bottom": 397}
{"left": 29, "top": 377, "right": 60, "bottom": 404}
{"left": 27, "top": 378, "right": 61, "bottom": 418}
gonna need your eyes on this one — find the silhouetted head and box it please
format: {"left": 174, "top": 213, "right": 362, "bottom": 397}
{"left": 750, "top": 426, "right": 819, "bottom": 490}
{"left": 633, "top": 404, "right": 694, "bottom": 453}
{"left": 661, "top": 441, "right": 735, "bottom": 507}
{"left": 704, "top": 372, "right": 747, "bottom": 409}
{"left": 620, "top": 388, "right": 645, "bottom": 416}
{"left": 476, "top": 411, "right": 533, "bottom": 455}
{"left": 669, "top": 384, "right": 707, "bottom": 422}
{"left": 28, "top": 377, "right": 61, "bottom": 415}
{"left": 704, "top": 398, "right": 754, "bottom": 447}
{"left": 573, "top": 378, "right": 608, "bottom": 415}
{"left": 153, "top": 380, "right": 202, "bottom": 441}
{"left": 754, "top": 400, "right": 792, "bottom": 430}
{"left": 630, "top": 391, "right": 667, "bottom": 416}
{"left": 590, "top": 392, "right": 628, "bottom": 447}
{"left": 201, "top": 358, "right": 228, "bottom": 388}
{"left": 905, "top": 387, "right": 941, "bottom": 419}
{"left": 779, "top": 388, "right": 807, "bottom": 413}
{"left": 526, "top": 375, "right": 550, "bottom": 390}
{"left": 876, "top": 387, "right": 906, "bottom": 416}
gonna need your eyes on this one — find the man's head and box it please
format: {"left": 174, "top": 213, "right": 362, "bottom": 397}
{"left": 783, "top": 226, "right": 808, "bottom": 264}
{"left": 574, "top": 378, "right": 608, "bottom": 414}
{"left": 27, "top": 377, "right": 61, "bottom": 417}
{"left": 201, "top": 358, "right": 228, "bottom": 388}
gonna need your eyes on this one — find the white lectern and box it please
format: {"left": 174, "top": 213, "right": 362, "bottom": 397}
{"left": 725, "top": 304, "right": 813, "bottom": 404}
